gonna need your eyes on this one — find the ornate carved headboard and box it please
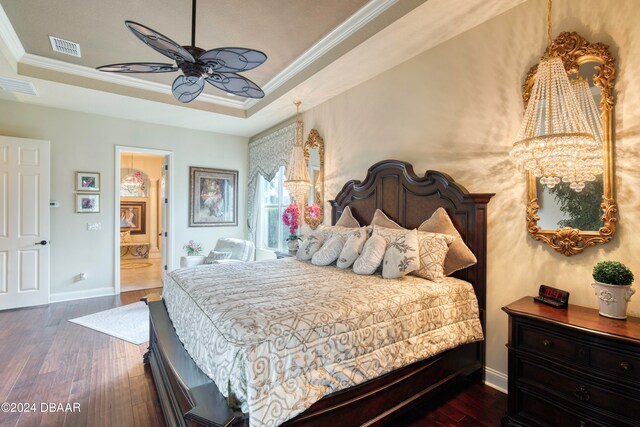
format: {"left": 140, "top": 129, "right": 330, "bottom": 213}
{"left": 330, "top": 160, "right": 494, "bottom": 324}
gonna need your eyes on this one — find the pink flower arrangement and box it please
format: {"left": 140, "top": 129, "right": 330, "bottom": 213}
{"left": 282, "top": 203, "right": 301, "bottom": 240}
{"left": 183, "top": 240, "right": 203, "bottom": 256}
{"left": 308, "top": 203, "right": 320, "bottom": 218}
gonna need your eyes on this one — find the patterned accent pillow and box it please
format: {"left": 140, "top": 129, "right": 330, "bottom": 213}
{"left": 413, "top": 231, "right": 455, "bottom": 282}
{"left": 312, "top": 235, "right": 346, "bottom": 266}
{"left": 296, "top": 232, "right": 325, "bottom": 261}
{"left": 353, "top": 234, "right": 386, "bottom": 275}
{"left": 336, "top": 227, "right": 368, "bottom": 269}
{"left": 335, "top": 206, "right": 360, "bottom": 228}
{"left": 203, "top": 251, "right": 233, "bottom": 264}
{"left": 372, "top": 226, "right": 420, "bottom": 279}
{"left": 418, "top": 208, "right": 477, "bottom": 275}
{"left": 320, "top": 225, "right": 361, "bottom": 241}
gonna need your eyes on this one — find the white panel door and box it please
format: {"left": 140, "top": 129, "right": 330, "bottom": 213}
{"left": 160, "top": 157, "right": 168, "bottom": 283}
{"left": 0, "top": 136, "right": 50, "bottom": 310}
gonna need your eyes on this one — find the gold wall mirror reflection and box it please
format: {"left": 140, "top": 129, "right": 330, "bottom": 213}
{"left": 523, "top": 32, "right": 616, "bottom": 256}
{"left": 303, "top": 129, "right": 324, "bottom": 229}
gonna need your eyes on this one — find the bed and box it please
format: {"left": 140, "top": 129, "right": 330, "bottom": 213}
{"left": 145, "top": 159, "right": 494, "bottom": 426}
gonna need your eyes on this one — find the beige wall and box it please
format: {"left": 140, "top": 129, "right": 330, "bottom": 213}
{"left": 0, "top": 100, "right": 248, "bottom": 299}
{"left": 302, "top": 0, "right": 640, "bottom": 378}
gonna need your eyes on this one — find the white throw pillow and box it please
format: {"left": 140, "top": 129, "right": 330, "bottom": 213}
{"left": 373, "top": 226, "right": 420, "bottom": 279}
{"left": 413, "top": 231, "right": 455, "bottom": 282}
{"left": 336, "top": 227, "right": 368, "bottom": 269}
{"left": 296, "top": 232, "right": 325, "bottom": 261}
{"left": 203, "top": 250, "right": 233, "bottom": 264}
{"left": 321, "top": 225, "right": 361, "bottom": 241}
{"left": 312, "top": 235, "right": 345, "bottom": 266}
{"left": 334, "top": 206, "right": 360, "bottom": 228}
{"left": 353, "top": 234, "right": 386, "bottom": 275}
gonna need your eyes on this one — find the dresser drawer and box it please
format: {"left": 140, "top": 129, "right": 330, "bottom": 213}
{"left": 514, "top": 387, "right": 621, "bottom": 427}
{"left": 518, "top": 357, "right": 640, "bottom": 422}
{"left": 516, "top": 324, "right": 584, "bottom": 364}
{"left": 589, "top": 346, "right": 640, "bottom": 383}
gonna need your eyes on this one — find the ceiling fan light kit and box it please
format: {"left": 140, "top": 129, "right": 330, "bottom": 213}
{"left": 97, "top": 0, "right": 266, "bottom": 103}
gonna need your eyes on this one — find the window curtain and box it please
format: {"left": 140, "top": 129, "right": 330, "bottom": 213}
{"left": 247, "top": 122, "right": 296, "bottom": 242}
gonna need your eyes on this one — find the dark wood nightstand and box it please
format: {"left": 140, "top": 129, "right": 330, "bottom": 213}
{"left": 275, "top": 250, "right": 296, "bottom": 259}
{"left": 502, "top": 297, "right": 640, "bottom": 427}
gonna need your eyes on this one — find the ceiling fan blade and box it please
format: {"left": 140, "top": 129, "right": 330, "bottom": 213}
{"left": 97, "top": 62, "right": 179, "bottom": 73}
{"left": 172, "top": 75, "right": 205, "bottom": 103}
{"left": 205, "top": 72, "right": 265, "bottom": 99}
{"left": 125, "top": 21, "right": 195, "bottom": 63}
{"left": 199, "top": 48, "right": 267, "bottom": 72}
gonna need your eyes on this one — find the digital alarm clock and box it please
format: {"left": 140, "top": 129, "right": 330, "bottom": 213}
{"left": 533, "top": 284, "right": 569, "bottom": 308}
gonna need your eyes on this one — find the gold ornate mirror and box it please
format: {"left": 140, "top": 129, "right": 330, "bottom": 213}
{"left": 303, "top": 129, "right": 324, "bottom": 229}
{"left": 523, "top": 32, "right": 616, "bottom": 256}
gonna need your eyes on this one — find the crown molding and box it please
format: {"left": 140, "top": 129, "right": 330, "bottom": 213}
{"left": 19, "top": 53, "right": 246, "bottom": 108}
{"left": 243, "top": 0, "right": 398, "bottom": 109}
{"left": 0, "top": 3, "right": 25, "bottom": 61}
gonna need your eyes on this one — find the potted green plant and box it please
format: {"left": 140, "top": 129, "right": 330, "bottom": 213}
{"left": 591, "top": 261, "right": 635, "bottom": 319}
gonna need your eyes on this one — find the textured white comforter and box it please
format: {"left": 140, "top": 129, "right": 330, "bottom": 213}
{"left": 163, "top": 258, "right": 483, "bottom": 426}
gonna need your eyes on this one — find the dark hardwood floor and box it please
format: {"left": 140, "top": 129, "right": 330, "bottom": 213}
{"left": 0, "top": 291, "right": 506, "bottom": 427}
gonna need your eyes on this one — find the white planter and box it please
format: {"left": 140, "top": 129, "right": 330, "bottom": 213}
{"left": 180, "top": 255, "right": 205, "bottom": 268}
{"left": 287, "top": 240, "right": 299, "bottom": 252}
{"left": 591, "top": 281, "right": 636, "bottom": 319}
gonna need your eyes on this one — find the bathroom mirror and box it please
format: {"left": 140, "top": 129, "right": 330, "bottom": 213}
{"left": 523, "top": 32, "right": 616, "bottom": 256}
{"left": 303, "top": 129, "right": 324, "bottom": 229}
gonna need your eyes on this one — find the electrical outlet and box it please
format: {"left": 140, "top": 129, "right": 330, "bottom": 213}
{"left": 87, "top": 222, "right": 101, "bottom": 231}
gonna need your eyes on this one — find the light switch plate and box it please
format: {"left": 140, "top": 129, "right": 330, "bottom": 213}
{"left": 87, "top": 222, "right": 101, "bottom": 231}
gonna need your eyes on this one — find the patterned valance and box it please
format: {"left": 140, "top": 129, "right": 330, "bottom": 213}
{"left": 247, "top": 122, "right": 296, "bottom": 241}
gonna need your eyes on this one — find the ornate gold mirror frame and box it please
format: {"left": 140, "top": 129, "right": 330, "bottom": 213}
{"left": 303, "top": 129, "right": 324, "bottom": 229}
{"left": 523, "top": 31, "right": 616, "bottom": 256}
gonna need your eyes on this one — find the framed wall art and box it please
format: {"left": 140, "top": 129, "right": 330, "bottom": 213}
{"left": 120, "top": 201, "right": 146, "bottom": 235}
{"left": 189, "top": 167, "right": 238, "bottom": 227}
{"left": 76, "top": 171, "right": 100, "bottom": 192}
{"left": 76, "top": 194, "right": 100, "bottom": 213}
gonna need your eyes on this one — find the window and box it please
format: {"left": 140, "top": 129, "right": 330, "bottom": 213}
{"left": 258, "top": 166, "right": 291, "bottom": 251}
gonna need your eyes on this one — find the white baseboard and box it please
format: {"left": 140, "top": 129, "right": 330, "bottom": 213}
{"left": 484, "top": 366, "right": 508, "bottom": 393}
{"left": 50, "top": 286, "right": 115, "bottom": 303}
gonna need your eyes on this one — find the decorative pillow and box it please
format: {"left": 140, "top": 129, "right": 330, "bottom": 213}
{"left": 312, "top": 235, "right": 346, "bottom": 266}
{"left": 373, "top": 226, "right": 420, "bottom": 279}
{"left": 336, "top": 227, "right": 368, "bottom": 269}
{"left": 120, "top": 231, "right": 132, "bottom": 243}
{"left": 418, "top": 208, "right": 477, "bottom": 275}
{"left": 413, "top": 231, "right": 455, "bottom": 282}
{"left": 334, "top": 206, "right": 360, "bottom": 228}
{"left": 203, "top": 250, "right": 233, "bottom": 264}
{"left": 353, "top": 234, "right": 386, "bottom": 275}
{"left": 320, "top": 225, "right": 361, "bottom": 240}
{"left": 296, "top": 232, "right": 325, "bottom": 261}
{"left": 370, "top": 209, "right": 404, "bottom": 230}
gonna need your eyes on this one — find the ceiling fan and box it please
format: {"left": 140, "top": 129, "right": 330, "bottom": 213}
{"left": 97, "top": 0, "right": 267, "bottom": 103}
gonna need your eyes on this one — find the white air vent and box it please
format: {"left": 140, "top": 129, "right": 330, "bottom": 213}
{"left": 49, "top": 35, "right": 81, "bottom": 57}
{"left": 0, "top": 77, "right": 38, "bottom": 96}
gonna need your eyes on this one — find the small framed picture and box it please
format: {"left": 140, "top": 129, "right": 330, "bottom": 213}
{"left": 76, "top": 194, "right": 100, "bottom": 213}
{"left": 76, "top": 171, "right": 100, "bottom": 192}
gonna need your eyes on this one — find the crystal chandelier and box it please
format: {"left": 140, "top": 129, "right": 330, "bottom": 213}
{"left": 121, "top": 152, "right": 143, "bottom": 195}
{"left": 284, "top": 101, "right": 311, "bottom": 205}
{"left": 510, "top": 0, "right": 598, "bottom": 192}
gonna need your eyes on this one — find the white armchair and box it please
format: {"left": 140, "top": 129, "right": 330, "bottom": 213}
{"left": 181, "top": 238, "right": 255, "bottom": 267}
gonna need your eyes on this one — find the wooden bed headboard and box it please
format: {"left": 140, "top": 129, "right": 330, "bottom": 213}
{"left": 330, "top": 160, "right": 494, "bottom": 323}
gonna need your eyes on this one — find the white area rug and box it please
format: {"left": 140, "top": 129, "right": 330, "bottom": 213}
{"left": 69, "top": 301, "right": 149, "bottom": 345}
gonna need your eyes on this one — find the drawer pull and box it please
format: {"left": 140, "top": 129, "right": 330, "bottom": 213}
{"left": 574, "top": 385, "right": 590, "bottom": 402}
{"left": 620, "top": 361, "right": 632, "bottom": 371}
{"left": 543, "top": 339, "right": 553, "bottom": 348}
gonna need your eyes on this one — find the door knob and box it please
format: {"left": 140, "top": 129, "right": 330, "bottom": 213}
{"left": 35, "top": 240, "right": 48, "bottom": 246}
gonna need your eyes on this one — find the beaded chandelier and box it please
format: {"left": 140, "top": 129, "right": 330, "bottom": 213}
{"left": 284, "top": 101, "right": 310, "bottom": 205}
{"left": 510, "top": 0, "right": 598, "bottom": 192}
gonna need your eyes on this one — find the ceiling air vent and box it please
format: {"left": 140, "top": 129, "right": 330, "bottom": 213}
{"left": 49, "top": 35, "right": 81, "bottom": 57}
{"left": 0, "top": 77, "right": 38, "bottom": 96}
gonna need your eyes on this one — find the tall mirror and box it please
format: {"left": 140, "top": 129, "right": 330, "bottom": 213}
{"left": 303, "top": 129, "right": 324, "bottom": 229}
{"left": 523, "top": 32, "right": 616, "bottom": 256}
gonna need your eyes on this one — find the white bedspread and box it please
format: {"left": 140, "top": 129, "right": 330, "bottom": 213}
{"left": 163, "top": 258, "right": 483, "bottom": 426}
